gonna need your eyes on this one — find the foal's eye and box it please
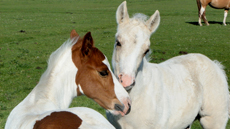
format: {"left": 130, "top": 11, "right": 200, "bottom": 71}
{"left": 116, "top": 40, "right": 121, "bottom": 47}
{"left": 144, "top": 49, "right": 149, "bottom": 55}
{"left": 99, "top": 70, "right": 109, "bottom": 77}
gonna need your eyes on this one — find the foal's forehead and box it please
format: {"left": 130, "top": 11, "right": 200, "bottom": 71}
{"left": 117, "top": 21, "right": 150, "bottom": 40}
{"left": 116, "top": 26, "right": 150, "bottom": 48}
{"left": 90, "top": 48, "right": 108, "bottom": 68}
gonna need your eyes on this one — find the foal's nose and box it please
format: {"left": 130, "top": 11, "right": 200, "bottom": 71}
{"left": 118, "top": 74, "right": 135, "bottom": 88}
{"left": 114, "top": 103, "right": 131, "bottom": 115}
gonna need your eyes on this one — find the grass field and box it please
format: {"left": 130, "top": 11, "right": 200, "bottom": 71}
{"left": 0, "top": 0, "right": 229, "bottom": 128}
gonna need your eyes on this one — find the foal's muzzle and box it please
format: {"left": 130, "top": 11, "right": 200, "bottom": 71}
{"left": 124, "top": 81, "right": 135, "bottom": 91}
{"left": 114, "top": 103, "right": 131, "bottom": 115}
{"left": 118, "top": 74, "right": 135, "bottom": 89}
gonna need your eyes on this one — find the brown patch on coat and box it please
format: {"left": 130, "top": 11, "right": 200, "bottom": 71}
{"left": 33, "top": 111, "right": 82, "bottom": 129}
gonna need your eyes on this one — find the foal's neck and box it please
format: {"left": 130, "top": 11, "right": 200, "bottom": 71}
{"left": 32, "top": 50, "right": 78, "bottom": 109}
{"left": 137, "top": 57, "right": 149, "bottom": 73}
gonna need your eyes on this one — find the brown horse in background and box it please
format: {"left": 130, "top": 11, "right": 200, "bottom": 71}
{"left": 196, "top": 0, "right": 230, "bottom": 26}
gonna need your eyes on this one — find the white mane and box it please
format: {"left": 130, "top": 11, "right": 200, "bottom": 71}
{"left": 39, "top": 37, "right": 79, "bottom": 82}
{"left": 47, "top": 38, "right": 78, "bottom": 73}
{"left": 130, "top": 13, "right": 149, "bottom": 27}
{"left": 48, "top": 39, "right": 73, "bottom": 68}
{"left": 132, "top": 13, "right": 148, "bottom": 22}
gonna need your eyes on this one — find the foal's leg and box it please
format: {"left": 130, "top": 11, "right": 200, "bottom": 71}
{"left": 223, "top": 9, "right": 229, "bottom": 26}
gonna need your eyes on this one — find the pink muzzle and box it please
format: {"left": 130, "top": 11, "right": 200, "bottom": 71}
{"left": 118, "top": 74, "right": 135, "bottom": 90}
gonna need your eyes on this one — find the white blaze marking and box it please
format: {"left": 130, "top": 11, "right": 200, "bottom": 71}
{"left": 102, "top": 56, "right": 130, "bottom": 103}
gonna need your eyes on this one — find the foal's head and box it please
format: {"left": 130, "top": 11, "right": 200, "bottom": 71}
{"left": 112, "top": 1, "right": 160, "bottom": 90}
{"left": 71, "top": 30, "right": 131, "bottom": 116}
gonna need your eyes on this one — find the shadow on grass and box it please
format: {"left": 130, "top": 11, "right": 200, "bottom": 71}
{"left": 186, "top": 21, "right": 230, "bottom": 26}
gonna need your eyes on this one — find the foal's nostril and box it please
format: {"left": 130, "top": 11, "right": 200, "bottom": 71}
{"left": 125, "top": 103, "right": 131, "bottom": 115}
{"left": 114, "top": 104, "right": 125, "bottom": 112}
{"left": 118, "top": 74, "right": 123, "bottom": 83}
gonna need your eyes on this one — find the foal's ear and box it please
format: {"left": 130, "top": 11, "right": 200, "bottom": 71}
{"left": 70, "top": 29, "right": 79, "bottom": 39}
{"left": 116, "top": 1, "right": 129, "bottom": 24}
{"left": 146, "top": 10, "right": 160, "bottom": 34}
{"left": 81, "top": 32, "right": 94, "bottom": 57}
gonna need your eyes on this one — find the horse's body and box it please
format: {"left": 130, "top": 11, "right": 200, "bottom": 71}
{"left": 196, "top": 0, "right": 230, "bottom": 26}
{"left": 5, "top": 30, "right": 131, "bottom": 129}
{"left": 107, "top": 1, "right": 230, "bottom": 129}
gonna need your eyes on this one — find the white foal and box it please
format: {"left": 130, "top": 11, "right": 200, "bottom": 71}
{"left": 107, "top": 1, "right": 230, "bottom": 129}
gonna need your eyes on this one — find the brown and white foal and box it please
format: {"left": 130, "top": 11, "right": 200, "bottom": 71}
{"left": 5, "top": 30, "right": 131, "bottom": 129}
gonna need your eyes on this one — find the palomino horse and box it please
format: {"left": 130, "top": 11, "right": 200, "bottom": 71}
{"left": 5, "top": 30, "right": 131, "bottom": 129}
{"left": 106, "top": 1, "right": 229, "bottom": 129}
{"left": 196, "top": 0, "right": 230, "bottom": 26}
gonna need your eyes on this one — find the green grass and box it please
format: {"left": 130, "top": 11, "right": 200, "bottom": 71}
{"left": 0, "top": 0, "right": 230, "bottom": 128}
